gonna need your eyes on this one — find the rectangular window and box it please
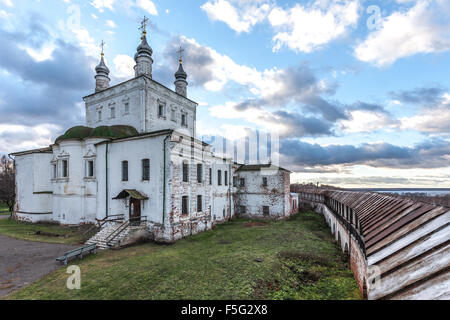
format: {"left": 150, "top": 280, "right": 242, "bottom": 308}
{"left": 110, "top": 107, "right": 115, "bottom": 119}
{"left": 52, "top": 164, "right": 57, "bottom": 179}
{"left": 224, "top": 171, "right": 228, "bottom": 186}
{"left": 158, "top": 104, "right": 165, "bottom": 118}
{"left": 240, "top": 206, "right": 246, "bottom": 215}
{"left": 197, "top": 164, "right": 203, "bottom": 183}
{"left": 62, "top": 160, "right": 68, "bottom": 178}
{"left": 171, "top": 109, "right": 176, "bottom": 121}
{"left": 181, "top": 113, "right": 187, "bottom": 126}
{"left": 98, "top": 110, "right": 102, "bottom": 122}
{"left": 197, "top": 195, "right": 202, "bottom": 212}
{"left": 124, "top": 103, "right": 130, "bottom": 114}
{"left": 122, "top": 161, "right": 128, "bottom": 181}
{"left": 182, "top": 162, "right": 189, "bottom": 182}
{"left": 263, "top": 177, "right": 268, "bottom": 187}
{"left": 233, "top": 177, "right": 237, "bottom": 187}
{"left": 182, "top": 196, "right": 189, "bottom": 215}
{"left": 142, "top": 159, "right": 150, "bottom": 181}
{"left": 218, "top": 170, "right": 222, "bottom": 186}
{"left": 209, "top": 167, "right": 212, "bottom": 185}
{"left": 239, "top": 178, "right": 245, "bottom": 187}
{"left": 263, "top": 206, "right": 270, "bottom": 216}
{"left": 87, "top": 160, "right": 94, "bottom": 177}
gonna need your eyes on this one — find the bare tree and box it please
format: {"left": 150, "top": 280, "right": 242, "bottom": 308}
{"left": 0, "top": 155, "right": 15, "bottom": 217}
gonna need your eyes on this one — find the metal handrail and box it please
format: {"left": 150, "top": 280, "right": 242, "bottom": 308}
{"left": 105, "top": 216, "right": 147, "bottom": 246}
{"left": 82, "top": 214, "right": 125, "bottom": 236}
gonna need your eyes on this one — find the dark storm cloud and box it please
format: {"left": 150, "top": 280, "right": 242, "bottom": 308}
{"left": 0, "top": 19, "right": 95, "bottom": 127}
{"left": 259, "top": 110, "right": 334, "bottom": 138}
{"left": 280, "top": 138, "right": 450, "bottom": 170}
{"left": 389, "top": 86, "right": 446, "bottom": 105}
{"left": 162, "top": 36, "right": 215, "bottom": 87}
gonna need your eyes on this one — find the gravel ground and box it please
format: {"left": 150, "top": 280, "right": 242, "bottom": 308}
{"left": 0, "top": 234, "right": 77, "bottom": 298}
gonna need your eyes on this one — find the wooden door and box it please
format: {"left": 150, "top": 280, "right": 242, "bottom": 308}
{"left": 129, "top": 198, "right": 141, "bottom": 224}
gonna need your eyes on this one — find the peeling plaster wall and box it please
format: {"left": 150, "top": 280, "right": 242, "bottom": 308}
{"left": 235, "top": 170, "right": 292, "bottom": 219}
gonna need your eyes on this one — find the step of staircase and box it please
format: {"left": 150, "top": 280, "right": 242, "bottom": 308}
{"left": 85, "top": 223, "right": 130, "bottom": 250}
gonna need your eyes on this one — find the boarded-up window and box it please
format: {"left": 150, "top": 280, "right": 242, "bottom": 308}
{"left": 62, "top": 160, "right": 68, "bottom": 178}
{"left": 122, "top": 161, "right": 128, "bottom": 181}
{"left": 182, "top": 196, "right": 189, "bottom": 215}
{"left": 183, "top": 162, "right": 189, "bottom": 182}
{"left": 142, "top": 159, "right": 150, "bottom": 181}
{"left": 263, "top": 206, "right": 270, "bottom": 216}
{"left": 218, "top": 170, "right": 222, "bottom": 185}
{"left": 197, "top": 164, "right": 203, "bottom": 183}
{"left": 197, "top": 195, "right": 202, "bottom": 212}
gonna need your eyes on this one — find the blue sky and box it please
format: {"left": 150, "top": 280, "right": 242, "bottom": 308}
{"left": 0, "top": 0, "right": 449, "bottom": 188}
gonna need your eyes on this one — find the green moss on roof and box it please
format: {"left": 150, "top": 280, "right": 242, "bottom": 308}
{"left": 55, "top": 125, "right": 138, "bottom": 144}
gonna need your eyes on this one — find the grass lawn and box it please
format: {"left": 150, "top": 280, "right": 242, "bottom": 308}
{"left": 0, "top": 218, "right": 90, "bottom": 245}
{"left": 0, "top": 202, "right": 10, "bottom": 215}
{"left": 6, "top": 210, "right": 361, "bottom": 300}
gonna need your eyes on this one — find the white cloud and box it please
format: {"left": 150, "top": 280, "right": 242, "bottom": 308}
{"left": 135, "top": 0, "right": 158, "bottom": 16}
{"left": 340, "top": 110, "right": 397, "bottom": 133}
{"left": 180, "top": 36, "right": 280, "bottom": 95}
{"left": 21, "top": 43, "right": 56, "bottom": 62}
{"left": 209, "top": 101, "right": 289, "bottom": 135}
{"left": 268, "top": 0, "right": 359, "bottom": 53}
{"left": 113, "top": 54, "right": 135, "bottom": 79}
{"left": 90, "top": 0, "right": 116, "bottom": 12}
{"left": 201, "top": 0, "right": 271, "bottom": 33}
{"left": 355, "top": 0, "right": 450, "bottom": 66}
{"left": 0, "top": 0, "right": 13, "bottom": 7}
{"left": 0, "top": 124, "right": 62, "bottom": 154}
{"left": 400, "top": 101, "right": 450, "bottom": 134}
{"left": 106, "top": 20, "right": 117, "bottom": 28}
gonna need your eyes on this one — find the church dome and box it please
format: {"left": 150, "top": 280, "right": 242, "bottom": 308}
{"left": 175, "top": 63, "right": 187, "bottom": 80}
{"left": 95, "top": 56, "right": 110, "bottom": 74}
{"left": 55, "top": 125, "right": 138, "bottom": 144}
{"left": 135, "top": 35, "right": 153, "bottom": 61}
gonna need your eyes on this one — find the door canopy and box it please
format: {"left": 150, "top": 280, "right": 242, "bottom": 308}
{"left": 113, "top": 189, "right": 149, "bottom": 200}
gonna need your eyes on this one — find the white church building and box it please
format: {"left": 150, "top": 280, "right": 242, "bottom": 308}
{"left": 10, "top": 25, "right": 297, "bottom": 244}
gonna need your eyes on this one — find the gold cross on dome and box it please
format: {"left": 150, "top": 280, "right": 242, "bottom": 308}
{"left": 177, "top": 46, "right": 185, "bottom": 63}
{"left": 139, "top": 16, "right": 149, "bottom": 34}
{"left": 100, "top": 40, "right": 105, "bottom": 56}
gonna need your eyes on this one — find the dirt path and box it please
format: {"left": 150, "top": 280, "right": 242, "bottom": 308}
{"left": 0, "top": 234, "right": 77, "bottom": 297}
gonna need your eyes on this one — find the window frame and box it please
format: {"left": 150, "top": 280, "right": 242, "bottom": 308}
{"left": 197, "top": 195, "right": 203, "bottom": 212}
{"left": 217, "top": 170, "right": 222, "bottom": 186}
{"left": 182, "top": 196, "right": 189, "bottom": 215}
{"left": 182, "top": 161, "right": 189, "bottom": 182}
{"left": 142, "top": 159, "right": 150, "bottom": 181}
{"left": 122, "top": 160, "right": 129, "bottom": 182}
{"left": 197, "top": 163, "right": 203, "bottom": 183}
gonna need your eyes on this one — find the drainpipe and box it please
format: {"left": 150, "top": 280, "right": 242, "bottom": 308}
{"left": 162, "top": 134, "right": 171, "bottom": 224}
{"left": 105, "top": 141, "right": 109, "bottom": 218}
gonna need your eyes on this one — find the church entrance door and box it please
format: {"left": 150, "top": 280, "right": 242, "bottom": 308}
{"left": 129, "top": 198, "right": 141, "bottom": 225}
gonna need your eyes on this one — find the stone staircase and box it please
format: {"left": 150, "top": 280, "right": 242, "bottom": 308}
{"left": 85, "top": 217, "right": 149, "bottom": 250}
{"left": 85, "top": 223, "right": 130, "bottom": 250}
